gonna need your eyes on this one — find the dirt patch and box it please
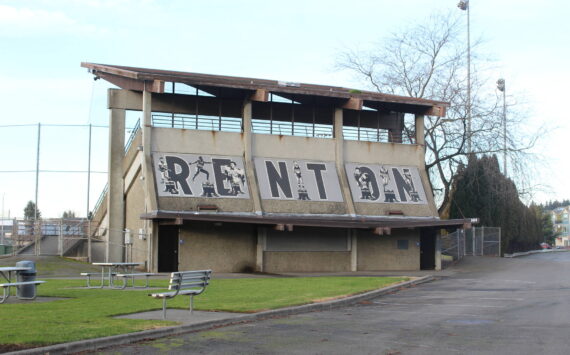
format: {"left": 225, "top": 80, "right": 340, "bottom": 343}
{"left": 0, "top": 343, "right": 35, "bottom": 353}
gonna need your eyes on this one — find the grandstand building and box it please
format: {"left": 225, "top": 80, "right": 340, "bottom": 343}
{"left": 84, "top": 62, "right": 474, "bottom": 273}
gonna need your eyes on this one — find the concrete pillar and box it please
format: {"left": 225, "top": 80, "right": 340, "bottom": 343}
{"left": 242, "top": 100, "right": 263, "bottom": 213}
{"left": 350, "top": 230, "right": 358, "bottom": 271}
{"left": 142, "top": 89, "right": 157, "bottom": 212}
{"left": 107, "top": 107, "right": 125, "bottom": 262}
{"left": 415, "top": 113, "right": 439, "bottom": 216}
{"left": 150, "top": 221, "right": 159, "bottom": 272}
{"left": 334, "top": 108, "right": 356, "bottom": 216}
{"left": 415, "top": 114, "right": 425, "bottom": 148}
{"left": 141, "top": 89, "right": 158, "bottom": 271}
{"left": 256, "top": 227, "right": 266, "bottom": 272}
{"left": 435, "top": 233, "right": 442, "bottom": 271}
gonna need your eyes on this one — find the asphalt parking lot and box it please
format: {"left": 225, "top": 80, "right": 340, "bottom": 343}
{"left": 92, "top": 252, "right": 570, "bottom": 355}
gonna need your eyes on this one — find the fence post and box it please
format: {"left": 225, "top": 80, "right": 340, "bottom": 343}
{"left": 88, "top": 220, "right": 92, "bottom": 263}
{"left": 35, "top": 219, "right": 41, "bottom": 256}
{"left": 456, "top": 231, "right": 460, "bottom": 260}
{"left": 481, "top": 226, "right": 485, "bottom": 256}
{"left": 498, "top": 227, "right": 502, "bottom": 256}
{"left": 11, "top": 218, "right": 17, "bottom": 255}
{"left": 59, "top": 219, "right": 63, "bottom": 256}
{"left": 472, "top": 227, "right": 476, "bottom": 256}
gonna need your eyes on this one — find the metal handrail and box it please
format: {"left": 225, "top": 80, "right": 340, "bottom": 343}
{"left": 92, "top": 184, "right": 108, "bottom": 218}
{"left": 124, "top": 119, "right": 141, "bottom": 152}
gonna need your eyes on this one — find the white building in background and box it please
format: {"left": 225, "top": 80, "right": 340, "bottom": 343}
{"left": 551, "top": 206, "right": 570, "bottom": 247}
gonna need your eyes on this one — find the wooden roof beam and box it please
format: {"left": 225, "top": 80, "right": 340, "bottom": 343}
{"left": 97, "top": 72, "right": 164, "bottom": 93}
{"left": 250, "top": 89, "right": 269, "bottom": 102}
{"left": 341, "top": 97, "right": 363, "bottom": 110}
{"left": 425, "top": 105, "right": 447, "bottom": 117}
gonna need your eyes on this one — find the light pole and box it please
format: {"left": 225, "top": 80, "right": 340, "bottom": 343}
{"left": 497, "top": 78, "right": 506, "bottom": 176}
{"left": 457, "top": 0, "right": 471, "bottom": 154}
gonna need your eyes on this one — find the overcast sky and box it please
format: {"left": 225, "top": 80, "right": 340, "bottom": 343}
{"left": 0, "top": 0, "right": 568, "bottom": 218}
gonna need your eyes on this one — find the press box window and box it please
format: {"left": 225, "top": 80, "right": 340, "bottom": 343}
{"left": 397, "top": 239, "right": 409, "bottom": 250}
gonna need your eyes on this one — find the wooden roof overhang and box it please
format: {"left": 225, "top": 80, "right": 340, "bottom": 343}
{"left": 81, "top": 62, "right": 448, "bottom": 118}
{"left": 141, "top": 211, "right": 476, "bottom": 231}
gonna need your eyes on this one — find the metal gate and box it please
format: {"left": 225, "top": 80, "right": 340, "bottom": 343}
{"left": 442, "top": 227, "right": 501, "bottom": 266}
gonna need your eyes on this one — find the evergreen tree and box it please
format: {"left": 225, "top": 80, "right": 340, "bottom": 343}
{"left": 23, "top": 201, "right": 41, "bottom": 220}
{"left": 62, "top": 210, "right": 76, "bottom": 218}
{"left": 449, "top": 155, "right": 543, "bottom": 253}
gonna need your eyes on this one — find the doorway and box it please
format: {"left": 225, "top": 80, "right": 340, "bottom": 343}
{"left": 420, "top": 228, "right": 436, "bottom": 270}
{"left": 158, "top": 225, "right": 179, "bottom": 272}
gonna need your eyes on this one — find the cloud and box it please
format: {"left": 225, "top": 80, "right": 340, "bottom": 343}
{"left": 0, "top": 5, "right": 108, "bottom": 37}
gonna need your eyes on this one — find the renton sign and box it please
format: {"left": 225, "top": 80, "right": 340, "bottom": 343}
{"left": 153, "top": 153, "right": 427, "bottom": 205}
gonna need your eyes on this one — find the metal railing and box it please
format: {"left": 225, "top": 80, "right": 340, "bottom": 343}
{"left": 252, "top": 119, "right": 333, "bottom": 138}
{"left": 150, "top": 112, "right": 418, "bottom": 144}
{"left": 343, "top": 126, "right": 389, "bottom": 142}
{"left": 152, "top": 113, "right": 242, "bottom": 132}
{"left": 5, "top": 218, "right": 90, "bottom": 256}
{"left": 124, "top": 119, "right": 141, "bottom": 152}
{"left": 92, "top": 183, "right": 108, "bottom": 218}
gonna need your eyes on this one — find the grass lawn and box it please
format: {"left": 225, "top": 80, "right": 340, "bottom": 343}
{"left": 0, "top": 276, "right": 408, "bottom": 348}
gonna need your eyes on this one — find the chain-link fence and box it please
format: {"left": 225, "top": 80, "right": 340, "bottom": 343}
{"left": 441, "top": 227, "right": 501, "bottom": 267}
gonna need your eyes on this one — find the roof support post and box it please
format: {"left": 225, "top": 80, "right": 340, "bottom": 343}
{"left": 142, "top": 88, "right": 157, "bottom": 211}
{"left": 334, "top": 108, "right": 356, "bottom": 216}
{"left": 242, "top": 99, "right": 263, "bottom": 214}
{"left": 107, "top": 96, "right": 125, "bottom": 262}
{"left": 350, "top": 230, "right": 358, "bottom": 271}
{"left": 256, "top": 227, "right": 266, "bottom": 272}
{"left": 415, "top": 114, "right": 425, "bottom": 148}
{"left": 415, "top": 113, "right": 438, "bottom": 216}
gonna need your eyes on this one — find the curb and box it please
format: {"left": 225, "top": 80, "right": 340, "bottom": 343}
{"left": 504, "top": 249, "right": 568, "bottom": 258}
{"left": 7, "top": 275, "right": 434, "bottom": 355}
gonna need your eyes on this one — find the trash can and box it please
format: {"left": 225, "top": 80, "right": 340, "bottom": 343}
{"left": 16, "top": 260, "right": 37, "bottom": 299}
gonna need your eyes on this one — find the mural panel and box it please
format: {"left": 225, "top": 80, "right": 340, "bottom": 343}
{"left": 153, "top": 153, "right": 250, "bottom": 198}
{"left": 345, "top": 163, "right": 427, "bottom": 205}
{"left": 254, "top": 158, "right": 343, "bottom": 202}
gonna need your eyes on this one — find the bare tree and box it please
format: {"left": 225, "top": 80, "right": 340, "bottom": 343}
{"left": 337, "top": 12, "right": 537, "bottom": 214}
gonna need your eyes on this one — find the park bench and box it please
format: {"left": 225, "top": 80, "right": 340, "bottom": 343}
{"left": 150, "top": 269, "right": 212, "bottom": 319}
{"left": 0, "top": 280, "right": 46, "bottom": 304}
{"left": 115, "top": 272, "right": 156, "bottom": 289}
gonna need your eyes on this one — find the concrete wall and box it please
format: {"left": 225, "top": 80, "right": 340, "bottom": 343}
{"left": 178, "top": 222, "right": 257, "bottom": 272}
{"left": 264, "top": 251, "right": 351, "bottom": 273}
{"left": 125, "top": 168, "right": 148, "bottom": 266}
{"left": 357, "top": 229, "right": 420, "bottom": 271}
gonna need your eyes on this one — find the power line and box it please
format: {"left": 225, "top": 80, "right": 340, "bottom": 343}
{"left": 0, "top": 170, "right": 107, "bottom": 173}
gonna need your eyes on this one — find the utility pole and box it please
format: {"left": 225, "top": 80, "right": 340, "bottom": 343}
{"left": 458, "top": 0, "right": 472, "bottom": 154}
{"left": 497, "top": 78, "right": 507, "bottom": 176}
